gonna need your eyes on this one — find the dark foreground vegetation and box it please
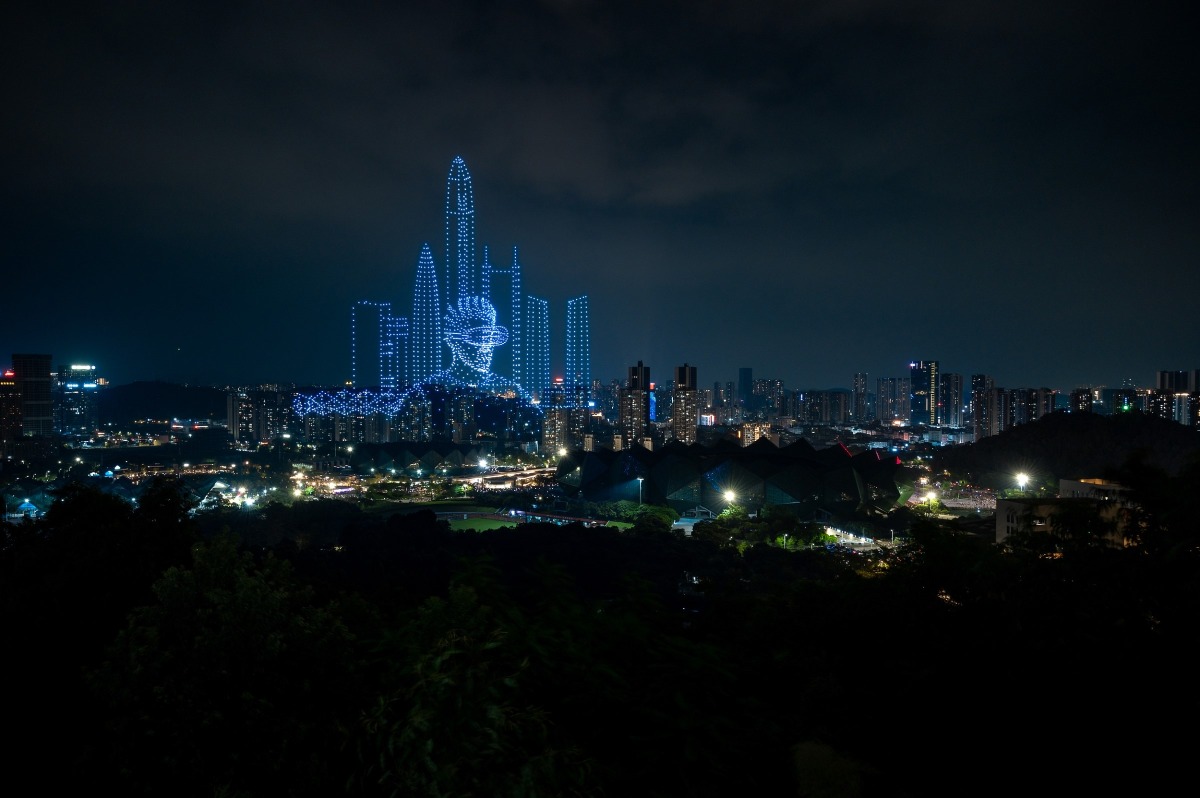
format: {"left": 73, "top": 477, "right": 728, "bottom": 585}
{"left": 3, "top": 454, "right": 1199, "bottom": 797}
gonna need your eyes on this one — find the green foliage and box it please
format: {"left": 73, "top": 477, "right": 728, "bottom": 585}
{"left": 717, "top": 503, "right": 747, "bottom": 521}
{"left": 9, "top": 452, "right": 1200, "bottom": 797}
{"left": 355, "top": 563, "right": 597, "bottom": 798}
{"left": 87, "top": 535, "right": 359, "bottom": 797}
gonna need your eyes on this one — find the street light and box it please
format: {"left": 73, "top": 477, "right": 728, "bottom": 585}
{"left": 1016, "top": 472, "right": 1029, "bottom": 495}
{"left": 637, "top": 477, "right": 644, "bottom": 505}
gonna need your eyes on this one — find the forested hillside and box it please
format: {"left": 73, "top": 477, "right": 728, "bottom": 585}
{"left": 2, "top": 468, "right": 1198, "bottom": 797}
{"left": 931, "top": 410, "right": 1200, "bottom": 488}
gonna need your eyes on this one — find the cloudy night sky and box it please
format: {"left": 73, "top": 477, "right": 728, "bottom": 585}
{"left": 3, "top": 1, "right": 1196, "bottom": 393}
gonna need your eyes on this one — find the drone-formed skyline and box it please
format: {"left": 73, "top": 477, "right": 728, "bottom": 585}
{"left": 2, "top": 2, "right": 1196, "bottom": 392}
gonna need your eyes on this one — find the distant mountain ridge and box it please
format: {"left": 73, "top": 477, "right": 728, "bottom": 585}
{"left": 931, "top": 411, "right": 1200, "bottom": 487}
{"left": 98, "top": 381, "right": 228, "bottom": 426}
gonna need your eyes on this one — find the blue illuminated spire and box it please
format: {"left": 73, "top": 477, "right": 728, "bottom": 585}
{"left": 445, "top": 156, "right": 476, "bottom": 304}
{"left": 408, "top": 242, "right": 442, "bottom": 382}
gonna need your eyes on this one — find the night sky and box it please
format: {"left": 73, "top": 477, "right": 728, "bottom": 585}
{"left": 4, "top": 1, "right": 1197, "bottom": 393}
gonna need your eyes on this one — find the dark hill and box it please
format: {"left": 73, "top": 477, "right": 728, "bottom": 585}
{"left": 98, "top": 381, "right": 228, "bottom": 426}
{"left": 931, "top": 410, "right": 1200, "bottom": 488}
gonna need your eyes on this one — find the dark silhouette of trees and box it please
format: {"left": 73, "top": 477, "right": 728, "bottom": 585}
{"left": 3, "top": 452, "right": 1198, "bottom": 796}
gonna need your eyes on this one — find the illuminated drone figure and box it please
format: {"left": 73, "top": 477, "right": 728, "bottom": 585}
{"left": 409, "top": 294, "right": 532, "bottom": 405}
{"left": 445, "top": 295, "right": 507, "bottom": 377}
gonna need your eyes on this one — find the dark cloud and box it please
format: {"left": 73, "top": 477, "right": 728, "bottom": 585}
{"left": 2, "top": 1, "right": 1196, "bottom": 390}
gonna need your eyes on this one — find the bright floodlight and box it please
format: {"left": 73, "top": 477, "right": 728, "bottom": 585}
{"left": 1016, "top": 473, "right": 1029, "bottom": 489}
{"left": 724, "top": 490, "right": 736, "bottom": 502}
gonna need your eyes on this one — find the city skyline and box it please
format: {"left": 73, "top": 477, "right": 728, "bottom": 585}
{"left": 3, "top": 3, "right": 1196, "bottom": 392}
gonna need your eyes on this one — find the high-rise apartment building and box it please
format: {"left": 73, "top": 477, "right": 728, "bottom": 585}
{"left": 12, "top": 354, "right": 53, "bottom": 438}
{"left": 970, "top": 374, "right": 994, "bottom": 439}
{"left": 753, "top": 378, "right": 785, "bottom": 418}
{"left": 672, "top": 363, "right": 699, "bottom": 445}
{"left": 877, "top": 377, "right": 912, "bottom": 425}
{"left": 738, "top": 367, "right": 753, "bottom": 410}
{"left": 565, "top": 295, "right": 590, "bottom": 407}
{"left": 852, "top": 372, "right": 870, "bottom": 423}
{"left": 1156, "top": 370, "right": 1199, "bottom": 426}
{"left": 620, "top": 360, "right": 651, "bottom": 449}
{"left": 540, "top": 379, "right": 570, "bottom": 455}
{"left": 939, "top": 372, "right": 964, "bottom": 427}
{"left": 0, "top": 367, "right": 21, "bottom": 455}
{"left": 1147, "top": 390, "right": 1174, "bottom": 422}
{"left": 228, "top": 387, "right": 296, "bottom": 444}
{"left": 594, "top": 378, "right": 620, "bottom": 421}
{"left": 986, "top": 388, "right": 1013, "bottom": 437}
{"left": 1156, "top": 370, "right": 1195, "bottom": 393}
{"left": 54, "top": 363, "right": 103, "bottom": 437}
{"left": 798, "top": 390, "right": 850, "bottom": 425}
{"left": 909, "top": 360, "right": 939, "bottom": 426}
{"left": 1018, "top": 388, "right": 1057, "bottom": 425}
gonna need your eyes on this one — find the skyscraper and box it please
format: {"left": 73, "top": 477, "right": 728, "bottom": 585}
{"left": 970, "top": 374, "right": 994, "bottom": 440}
{"left": 877, "top": 376, "right": 912, "bottom": 425}
{"left": 940, "top": 372, "right": 964, "bottom": 428}
{"left": 672, "top": 363, "right": 699, "bottom": 445}
{"left": 738, "top": 367, "right": 753, "bottom": 410}
{"left": 852, "top": 372, "right": 870, "bottom": 423}
{"left": 1156, "top": 370, "right": 1193, "bottom": 392}
{"left": 620, "top": 360, "right": 651, "bottom": 449}
{"left": 522, "top": 295, "right": 550, "bottom": 402}
{"left": 408, "top": 243, "right": 442, "bottom": 383}
{"left": 540, "top": 378, "right": 570, "bottom": 454}
{"left": 565, "top": 295, "right": 590, "bottom": 407}
{"left": 12, "top": 354, "right": 53, "bottom": 438}
{"left": 444, "top": 156, "right": 476, "bottom": 304}
{"left": 0, "top": 367, "right": 20, "bottom": 455}
{"left": 54, "top": 363, "right": 103, "bottom": 437}
{"left": 909, "top": 360, "right": 939, "bottom": 426}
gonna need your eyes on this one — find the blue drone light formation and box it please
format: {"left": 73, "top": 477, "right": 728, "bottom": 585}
{"left": 297, "top": 156, "right": 594, "bottom": 427}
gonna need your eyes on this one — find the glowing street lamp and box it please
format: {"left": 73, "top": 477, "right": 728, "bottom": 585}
{"left": 724, "top": 490, "right": 736, "bottom": 504}
{"left": 1016, "top": 473, "right": 1029, "bottom": 494}
{"left": 637, "top": 477, "right": 644, "bottom": 505}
